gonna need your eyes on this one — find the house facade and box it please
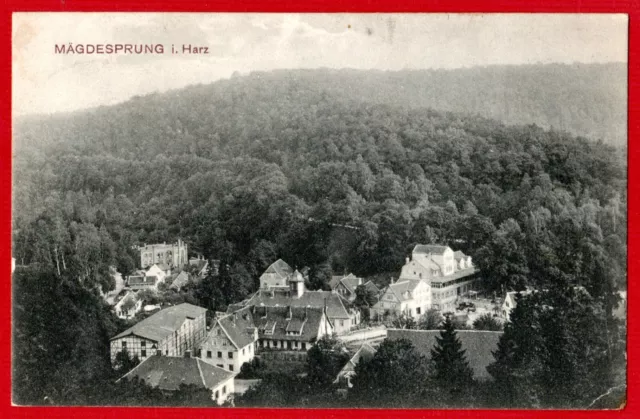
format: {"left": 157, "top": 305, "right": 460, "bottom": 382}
{"left": 110, "top": 303, "right": 207, "bottom": 363}
{"left": 114, "top": 291, "right": 143, "bottom": 320}
{"left": 139, "top": 239, "right": 188, "bottom": 269}
{"left": 253, "top": 305, "right": 333, "bottom": 351}
{"left": 259, "top": 259, "right": 295, "bottom": 289}
{"left": 372, "top": 278, "right": 432, "bottom": 320}
{"left": 329, "top": 274, "right": 379, "bottom": 303}
{"left": 400, "top": 244, "right": 478, "bottom": 312}
{"left": 502, "top": 290, "right": 535, "bottom": 321}
{"left": 120, "top": 354, "right": 235, "bottom": 405}
{"left": 200, "top": 306, "right": 258, "bottom": 373}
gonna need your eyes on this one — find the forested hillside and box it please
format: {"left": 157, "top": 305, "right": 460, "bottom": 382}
{"left": 13, "top": 64, "right": 627, "bottom": 296}
{"left": 11, "top": 64, "right": 627, "bottom": 406}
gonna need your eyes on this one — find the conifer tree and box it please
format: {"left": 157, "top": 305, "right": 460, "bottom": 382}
{"left": 430, "top": 315, "right": 473, "bottom": 388}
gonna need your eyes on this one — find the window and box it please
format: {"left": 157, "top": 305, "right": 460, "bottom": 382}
{"left": 217, "top": 351, "right": 222, "bottom": 358}
{"left": 229, "top": 365, "right": 234, "bottom": 372}
{"left": 141, "top": 349, "right": 146, "bottom": 357}
{"left": 416, "top": 307, "right": 421, "bottom": 315}
{"left": 207, "top": 351, "right": 212, "bottom": 358}
{"left": 228, "top": 352, "right": 233, "bottom": 359}
{"left": 222, "top": 340, "right": 227, "bottom": 346}
{"left": 340, "top": 320, "right": 344, "bottom": 327}
{"left": 242, "top": 348, "right": 245, "bottom": 355}
{"left": 215, "top": 390, "right": 219, "bottom": 399}
{"left": 223, "top": 385, "right": 227, "bottom": 394}
{"left": 140, "top": 341, "right": 146, "bottom": 347}
{"left": 302, "top": 343, "right": 306, "bottom": 350}
{"left": 122, "top": 341, "right": 127, "bottom": 348}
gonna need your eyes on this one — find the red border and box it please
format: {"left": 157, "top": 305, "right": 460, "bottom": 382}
{"left": 1, "top": 1, "right": 636, "bottom": 418}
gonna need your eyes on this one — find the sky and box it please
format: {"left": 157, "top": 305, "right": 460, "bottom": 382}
{"left": 12, "top": 13, "right": 628, "bottom": 116}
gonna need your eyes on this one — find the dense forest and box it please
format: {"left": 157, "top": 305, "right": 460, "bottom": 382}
{"left": 12, "top": 64, "right": 627, "bottom": 406}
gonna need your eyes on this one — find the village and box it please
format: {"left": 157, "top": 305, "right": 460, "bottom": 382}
{"left": 105, "top": 239, "right": 537, "bottom": 405}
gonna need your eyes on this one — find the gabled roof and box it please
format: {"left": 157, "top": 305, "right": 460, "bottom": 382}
{"left": 453, "top": 250, "right": 468, "bottom": 260}
{"left": 387, "top": 329, "right": 502, "bottom": 380}
{"left": 170, "top": 271, "right": 190, "bottom": 290}
{"left": 121, "top": 355, "right": 234, "bottom": 391}
{"left": 413, "top": 244, "right": 450, "bottom": 255}
{"left": 247, "top": 289, "right": 352, "bottom": 319}
{"left": 262, "top": 259, "right": 293, "bottom": 279}
{"left": 363, "top": 280, "right": 380, "bottom": 295}
{"left": 111, "top": 303, "right": 207, "bottom": 342}
{"left": 212, "top": 306, "right": 257, "bottom": 349}
{"left": 329, "top": 276, "right": 344, "bottom": 289}
{"left": 387, "top": 279, "right": 425, "bottom": 302}
{"left": 251, "top": 305, "right": 328, "bottom": 342}
{"left": 342, "top": 343, "right": 376, "bottom": 373}
{"left": 340, "top": 275, "right": 363, "bottom": 294}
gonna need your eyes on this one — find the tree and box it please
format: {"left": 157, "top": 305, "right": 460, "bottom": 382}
{"left": 349, "top": 338, "right": 432, "bottom": 407}
{"left": 472, "top": 313, "right": 503, "bottom": 331}
{"left": 418, "top": 309, "right": 444, "bottom": 330}
{"left": 430, "top": 316, "right": 474, "bottom": 389}
{"left": 353, "top": 284, "right": 377, "bottom": 309}
{"left": 113, "top": 349, "right": 140, "bottom": 374}
{"left": 306, "top": 335, "right": 350, "bottom": 388}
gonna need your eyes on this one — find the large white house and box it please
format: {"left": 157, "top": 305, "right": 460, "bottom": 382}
{"left": 199, "top": 306, "right": 258, "bottom": 373}
{"left": 401, "top": 244, "right": 478, "bottom": 312}
{"left": 372, "top": 278, "right": 432, "bottom": 320}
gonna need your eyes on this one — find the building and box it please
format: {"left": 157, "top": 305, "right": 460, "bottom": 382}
{"left": 119, "top": 354, "right": 235, "bottom": 405}
{"left": 334, "top": 343, "right": 376, "bottom": 389}
{"left": 127, "top": 264, "right": 167, "bottom": 291}
{"left": 329, "top": 274, "right": 379, "bottom": 302}
{"left": 110, "top": 303, "right": 207, "bottom": 364}
{"left": 200, "top": 306, "right": 258, "bottom": 373}
{"left": 169, "top": 271, "right": 190, "bottom": 291}
{"left": 400, "top": 244, "right": 478, "bottom": 312}
{"left": 387, "top": 329, "right": 502, "bottom": 380}
{"left": 114, "top": 291, "right": 143, "bottom": 320}
{"left": 189, "top": 255, "right": 210, "bottom": 278}
{"left": 240, "top": 274, "right": 359, "bottom": 335}
{"left": 252, "top": 305, "right": 333, "bottom": 351}
{"left": 259, "top": 259, "right": 295, "bottom": 289}
{"left": 139, "top": 239, "right": 188, "bottom": 269}
{"left": 502, "top": 290, "right": 534, "bottom": 321}
{"left": 372, "top": 278, "right": 432, "bottom": 320}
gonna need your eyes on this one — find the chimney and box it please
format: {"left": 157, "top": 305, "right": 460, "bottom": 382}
{"left": 184, "top": 350, "right": 192, "bottom": 358}
{"left": 406, "top": 257, "right": 410, "bottom": 264}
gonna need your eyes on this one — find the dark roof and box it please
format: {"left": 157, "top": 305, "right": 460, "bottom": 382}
{"left": 329, "top": 276, "right": 344, "bottom": 289}
{"left": 251, "top": 305, "right": 328, "bottom": 342}
{"left": 247, "top": 289, "right": 352, "bottom": 319}
{"left": 213, "top": 306, "right": 257, "bottom": 349}
{"left": 121, "top": 355, "right": 234, "bottom": 391}
{"left": 413, "top": 244, "right": 450, "bottom": 255}
{"left": 386, "top": 329, "right": 502, "bottom": 380}
{"left": 111, "top": 303, "right": 207, "bottom": 341}
{"left": 170, "top": 271, "right": 190, "bottom": 290}
{"left": 363, "top": 280, "right": 380, "bottom": 295}
{"left": 262, "top": 259, "right": 293, "bottom": 279}
{"left": 340, "top": 274, "right": 363, "bottom": 294}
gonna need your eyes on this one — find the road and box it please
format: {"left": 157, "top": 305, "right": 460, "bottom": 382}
{"left": 104, "top": 270, "right": 124, "bottom": 305}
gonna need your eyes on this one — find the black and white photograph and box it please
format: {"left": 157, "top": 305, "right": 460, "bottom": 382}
{"left": 11, "top": 13, "right": 628, "bottom": 409}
